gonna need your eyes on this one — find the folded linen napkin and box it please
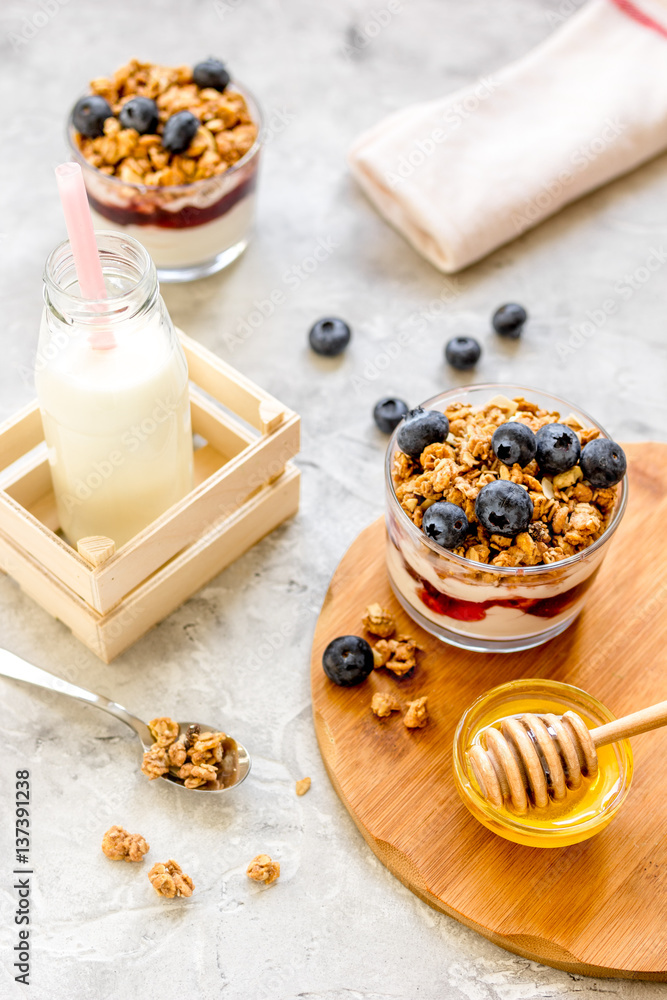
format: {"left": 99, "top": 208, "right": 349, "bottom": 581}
{"left": 348, "top": 0, "right": 667, "bottom": 273}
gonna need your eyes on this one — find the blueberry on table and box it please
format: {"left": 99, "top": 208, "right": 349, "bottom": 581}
{"left": 119, "top": 97, "right": 159, "bottom": 135}
{"left": 445, "top": 336, "right": 481, "bottom": 370}
{"left": 536, "top": 423, "right": 581, "bottom": 475}
{"left": 493, "top": 303, "right": 528, "bottom": 339}
{"left": 308, "top": 317, "right": 351, "bottom": 357}
{"left": 475, "top": 480, "right": 533, "bottom": 537}
{"left": 162, "top": 111, "right": 200, "bottom": 154}
{"left": 396, "top": 407, "right": 449, "bottom": 461}
{"left": 193, "top": 58, "right": 231, "bottom": 92}
{"left": 423, "top": 501, "right": 469, "bottom": 549}
{"left": 580, "top": 438, "right": 627, "bottom": 487}
{"left": 492, "top": 422, "right": 537, "bottom": 468}
{"left": 72, "top": 96, "right": 113, "bottom": 138}
{"left": 322, "top": 635, "right": 374, "bottom": 687}
{"left": 373, "top": 397, "right": 409, "bottom": 434}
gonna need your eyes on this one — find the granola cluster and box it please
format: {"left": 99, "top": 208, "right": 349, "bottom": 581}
{"left": 101, "top": 825, "right": 149, "bottom": 863}
{"left": 393, "top": 395, "right": 619, "bottom": 567}
{"left": 362, "top": 604, "right": 431, "bottom": 729}
{"left": 361, "top": 603, "right": 422, "bottom": 676}
{"left": 246, "top": 854, "right": 281, "bottom": 886}
{"left": 403, "top": 697, "right": 429, "bottom": 729}
{"left": 141, "top": 718, "right": 238, "bottom": 789}
{"left": 371, "top": 692, "right": 400, "bottom": 718}
{"left": 295, "top": 777, "right": 311, "bottom": 796}
{"left": 148, "top": 859, "right": 194, "bottom": 898}
{"left": 74, "top": 59, "right": 257, "bottom": 185}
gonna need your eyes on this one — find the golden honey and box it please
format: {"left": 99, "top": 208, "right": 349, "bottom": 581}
{"left": 453, "top": 679, "right": 633, "bottom": 848}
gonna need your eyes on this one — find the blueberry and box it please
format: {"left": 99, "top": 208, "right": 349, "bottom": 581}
{"left": 445, "top": 336, "right": 481, "bottom": 370}
{"left": 535, "top": 423, "right": 581, "bottom": 475}
{"left": 162, "top": 111, "right": 200, "bottom": 154}
{"left": 308, "top": 317, "right": 351, "bottom": 357}
{"left": 492, "top": 422, "right": 537, "bottom": 468}
{"left": 72, "top": 96, "right": 113, "bottom": 138}
{"left": 396, "top": 407, "right": 450, "bottom": 461}
{"left": 322, "top": 635, "right": 374, "bottom": 687}
{"left": 119, "top": 97, "right": 159, "bottom": 135}
{"left": 493, "top": 303, "right": 528, "bottom": 339}
{"left": 475, "top": 480, "right": 533, "bottom": 537}
{"left": 193, "top": 58, "right": 231, "bottom": 92}
{"left": 580, "top": 438, "right": 626, "bottom": 487}
{"left": 373, "top": 397, "right": 409, "bottom": 434}
{"left": 422, "top": 501, "right": 469, "bottom": 549}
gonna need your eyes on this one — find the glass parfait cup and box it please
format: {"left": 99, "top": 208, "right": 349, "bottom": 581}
{"left": 36, "top": 230, "right": 193, "bottom": 549}
{"left": 385, "top": 384, "right": 627, "bottom": 653}
{"left": 68, "top": 85, "right": 262, "bottom": 283}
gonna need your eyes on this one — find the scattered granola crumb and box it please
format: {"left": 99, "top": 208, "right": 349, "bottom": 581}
{"left": 247, "top": 854, "right": 280, "bottom": 886}
{"left": 295, "top": 777, "right": 311, "bottom": 796}
{"left": 362, "top": 603, "right": 396, "bottom": 638}
{"left": 149, "top": 717, "right": 180, "bottom": 747}
{"left": 404, "top": 697, "right": 429, "bottom": 729}
{"left": 101, "top": 825, "right": 149, "bottom": 862}
{"left": 141, "top": 745, "right": 169, "bottom": 779}
{"left": 148, "top": 859, "right": 194, "bottom": 898}
{"left": 371, "top": 692, "right": 401, "bottom": 718}
{"left": 372, "top": 635, "right": 421, "bottom": 676}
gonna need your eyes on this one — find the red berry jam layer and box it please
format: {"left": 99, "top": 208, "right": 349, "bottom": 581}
{"left": 401, "top": 558, "right": 600, "bottom": 623}
{"left": 87, "top": 169, "right": 258, "bottom": 230}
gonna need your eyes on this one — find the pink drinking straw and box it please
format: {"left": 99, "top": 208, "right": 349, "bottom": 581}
{"left": 55, "top": 162, "right": 115, "bottom": 350}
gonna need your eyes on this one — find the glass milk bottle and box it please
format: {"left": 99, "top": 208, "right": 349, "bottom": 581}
{"left": 35, "top": 231, "right": 193, "bottom": 549}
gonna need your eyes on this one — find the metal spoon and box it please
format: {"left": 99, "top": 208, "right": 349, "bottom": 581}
{"left": 0, "top": 648, "right": 251, "bottom": 793}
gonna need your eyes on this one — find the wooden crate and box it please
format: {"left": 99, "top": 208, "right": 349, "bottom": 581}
{"left": 0, "top": 332, "right": 300, "bottom": 661}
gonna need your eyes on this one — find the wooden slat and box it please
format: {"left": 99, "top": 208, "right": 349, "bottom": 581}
{"left": 0, "top": 529, "right": 105, "bottom": 659}
{"left": 0, "top": 402, "right": 44, "bottom": 472}
{"left": 190, "top": 386, "right": 255, "bottom": 459}
{"left": 0, "top": 490, "right": 95, "bottom": 605}
{"left": 179, "top": 330, "right": 291, "bottom": 434}
{"left": 97, "top": 464, "right": 300, "bottom": 661}
{"left": 89, "top": 412, "right": 299, "bottom": 613}
{"left": 0, "top": 465, "right": 299, "bottom": 663}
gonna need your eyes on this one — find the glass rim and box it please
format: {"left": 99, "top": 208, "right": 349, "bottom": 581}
{"left": 385, "top": 382, "right": 629, "bottom": 577}
{"left": 43, "top": 229, "right": 156, "bottom": 309}
{"left": 453, "top": 677, "right": 633, "bottom": 838}
{"left": 66, "top": 80, "right": 263, "bottom": 195}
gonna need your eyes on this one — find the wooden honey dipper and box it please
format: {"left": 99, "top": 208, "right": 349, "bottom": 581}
{"left": 467, "top": 699, "right": 667, "bottom": 815}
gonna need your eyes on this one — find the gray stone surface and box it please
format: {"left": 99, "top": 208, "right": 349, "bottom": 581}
{"left": 1, "top": 0, "right": 667, "bottom": 997}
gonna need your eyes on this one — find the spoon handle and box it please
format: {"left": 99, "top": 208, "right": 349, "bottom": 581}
{"left": 0, "top": 648, "right": 152, "bottom": 746}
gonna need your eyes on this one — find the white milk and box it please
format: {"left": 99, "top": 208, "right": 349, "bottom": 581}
{"left": 36, "top": 311, "right": 193, "bottom": 549}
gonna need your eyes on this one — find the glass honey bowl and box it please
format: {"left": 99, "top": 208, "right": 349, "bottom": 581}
{"left": 452, "top": 678, "right": 633, "bottom": 848}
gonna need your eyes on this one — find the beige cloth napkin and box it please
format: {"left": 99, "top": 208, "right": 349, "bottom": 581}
{"left": 348, "top": 0, "right": 667, "bottom": 273}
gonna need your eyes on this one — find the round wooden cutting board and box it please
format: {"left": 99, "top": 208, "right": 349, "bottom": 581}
{"left": 311, "top": 443, "right": 667, "bottom": 980}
